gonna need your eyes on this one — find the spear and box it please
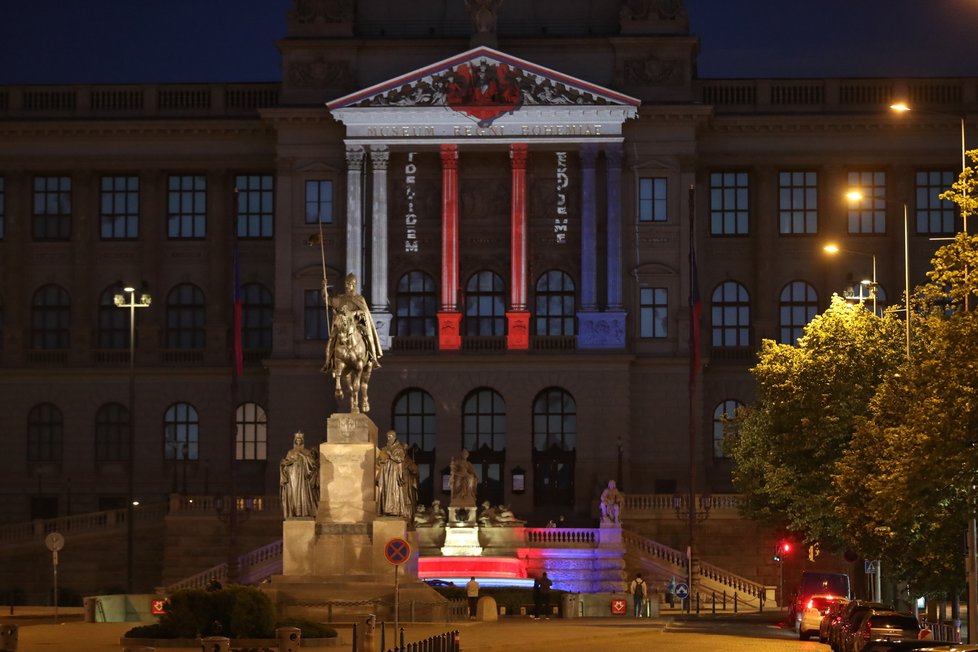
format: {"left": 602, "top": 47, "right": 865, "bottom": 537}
{"left": 307, "top": 222, "right": 331, "bottom": 334}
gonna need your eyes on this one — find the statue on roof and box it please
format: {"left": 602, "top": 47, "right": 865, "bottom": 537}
{"left": 466, "top": 0, "right": 503, "bottom": 34}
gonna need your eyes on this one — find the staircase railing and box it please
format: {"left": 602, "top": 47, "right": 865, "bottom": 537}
{"left": 163, "top": 539, "right": 284, "bottom": 592}
{"left": 621, "top": 530, "right": 688, "bottom": 573}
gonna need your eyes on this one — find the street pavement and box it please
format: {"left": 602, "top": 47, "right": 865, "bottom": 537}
{"left": 2, "top": 606, "right": 812, "bottom": 651}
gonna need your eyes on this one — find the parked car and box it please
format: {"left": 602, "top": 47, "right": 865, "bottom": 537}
{"left": 830, "top": 601, "right": 892, "bottom": 652}
{"left": 858, "top": 643, "right": 972, "bottom": 652}
{"left": 845, "top": 610, "right": 930, "bottom": 652}
{"left": 820, "top": 597, "right": 851, "bottom": 643}
{"left": 798, "top": 594, "right": 846, "bottom": 640}
{"left": 792, "top": 571, "right": 852, "bottom": 623}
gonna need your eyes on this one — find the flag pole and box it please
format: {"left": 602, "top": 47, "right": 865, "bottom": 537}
{"left": 686, "top": 184, "right": 699, "bottom": 610}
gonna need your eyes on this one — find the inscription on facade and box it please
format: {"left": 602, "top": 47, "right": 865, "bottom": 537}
{"left": 555, "top": 151, "right": 568, "bottom": 244}
{"left": 362, "top": 124, "right": 603, "bottom": 138}
{"left": 404, "top": 152, "right": 419, "bottom": 253}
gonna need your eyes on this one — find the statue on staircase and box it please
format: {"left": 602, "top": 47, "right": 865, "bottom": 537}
{"left": 280, "top": 431, "right": 320, "bottom": 519}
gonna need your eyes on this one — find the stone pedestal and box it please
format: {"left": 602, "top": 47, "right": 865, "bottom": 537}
{"left": 318, "top": 413, "right": 378, "bottom": 523}
{"left": 441, "top": 526, "right": 483, "bottom": 557}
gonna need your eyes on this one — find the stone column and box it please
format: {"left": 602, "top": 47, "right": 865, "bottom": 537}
{"left": 437, "top": 144, "right": 462, "bottom": 350}
{"left": 369, "top": 145, "right": 392, "bottom": 349}
{"left": 506, "top": 143, "right": 530, "bottom": 349}
{"left": 605, "top": 143, "right": 624, "bottom": 310}
{"left": 345, "top": 145, "right": 365, "bottom": 282}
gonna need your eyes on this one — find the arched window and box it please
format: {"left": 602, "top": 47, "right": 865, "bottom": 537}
{"left": 95, "top": 402, "right": 129, "bottom": 462}
{"left": 166, "top": 284, "right": 206, "bottom": 349}
{"left": 779, "top": 281, "right": 818, "bottom": 344}
{"left": 845, "top": 282, "right": 888, "bottom": 317}
{"left": 396, "top": 271, "right": 437, "bottom": 337}
{"left": 532, "top": 388, "right": 577, "bottom": 452}
{"left": 28, "top": 403, "right": 63, "bottom": 464}
{"left": 462, "top": 388, "right": 507, "bottom": 505}
{"left": 464, "top": 271, "right": 505, "bottom": 336}
{"left": 393, "top": 388, "right": 437, "bottom": 505}
{"left": 711, "top": 281, "right": 750, "bottom": 347}
{"left": 235, "top": 402, "right": 267, "bottom": 460}
{"left": 241, "top": 283, "right": 273, "bottom": 350}
{"left": 534, "top": 270, "right": 576, "bottom": 336}
{"left": 463, "top": 388, "right": 507, "bottom": 452}
{"left": 164, "top": 402, "right": 199, "bottom": 460}
{"left": 98, "top": 286, "right": 130, "bottom": 349}
{"left": 713, "top": 399, "right": 743, "bottom": 458}
{"left": 532, "top": 388, "right": 577, "bottom": 506}
{"left": 31, "top": 284, "right": 70, "bottom": 349}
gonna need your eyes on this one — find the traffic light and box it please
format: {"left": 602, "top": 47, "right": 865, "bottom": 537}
{"left": 774, "top": 540, "right": 792, "bottom": 562}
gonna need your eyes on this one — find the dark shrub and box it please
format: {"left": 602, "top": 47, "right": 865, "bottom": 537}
{"left": 275, "top": 617, "right": 338, "bottom": 638}
{"left": 132, "top": 586, "right": 277, "bottom": 639}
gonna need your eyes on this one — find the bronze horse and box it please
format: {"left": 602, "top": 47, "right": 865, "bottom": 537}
{"left": 330, "top": 311, "right": 374, "bottom": 413}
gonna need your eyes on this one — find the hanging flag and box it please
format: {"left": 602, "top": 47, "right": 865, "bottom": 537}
{"left": 688, "top": 186, "right": 701, "bottom": 381}
{"left": 232, "top": 242, "right": 243, "bottom": 376}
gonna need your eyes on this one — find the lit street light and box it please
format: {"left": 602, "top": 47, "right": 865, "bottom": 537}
{"left": 113, "top": 284, "right": 151, "bottom": 594}
{"left": 823, "top": 243, "right": 877, "bottom": 315}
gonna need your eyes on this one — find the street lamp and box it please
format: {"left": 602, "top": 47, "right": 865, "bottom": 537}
{"left": 823, "top": 243, "right": 878, "bottom": 315}
{"left": 113, "top": 285, "right": 151, "bottom": 594}
{"left": 890, "top": 102, "right": 968, "bottom": 233}
{"left": 845, "top": 190, "right": 912, "bottom": 360}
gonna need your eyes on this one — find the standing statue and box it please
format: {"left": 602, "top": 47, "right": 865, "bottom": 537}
{"left": 465, "top": 0, "right": 503, "bottom": 33}
{"left": 600, "top": 479, "right": 624, "bottom": 524}
{"left": 376, "top": 430, "right": 414, "bottom": 518}
{"left": 450, "top": 449, "right": 478, "bottom": 507}
{"left": 280, "top": 431, "right": 320, "bottom": 519}
{"left": 321, "top": 273, "right": 383, "bottom": 413}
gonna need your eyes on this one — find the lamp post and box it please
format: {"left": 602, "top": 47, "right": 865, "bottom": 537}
{"left": 113, "top": 285, "right": 151, "bottom": 594}
{"left": 824, "top": 243, "right": 878, "bottom": 315}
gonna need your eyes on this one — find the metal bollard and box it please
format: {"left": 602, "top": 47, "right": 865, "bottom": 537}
{"left": 711, "top": 591, "right": 716, "bottom": 614}
{"left": 275, "top": 626, "right": 301, "bottom": 652}
{"left": 200, "top": 636, "right": 230, "bottom": 652}
{"left": 0, "top": 624, "right": 18, "bottom": 652}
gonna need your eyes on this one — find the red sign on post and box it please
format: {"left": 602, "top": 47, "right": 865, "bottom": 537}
{"left": 385, "top": 538, "right": 411, "bottom": 566}
{"left": 151, "top": 599, "right": 167, "bottom": 615}
{"left": 610, "top": 598, "right": 627, "bottom": 615}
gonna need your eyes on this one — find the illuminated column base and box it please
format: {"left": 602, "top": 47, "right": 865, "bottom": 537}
{"left": 577, "top": 311, "right": 627, "bottom": 349}
{"left": 506, "top": 311, "right": 530, "bottom": 350}
{"left": 437, "top": 312, "right": 462, "bottom": 350}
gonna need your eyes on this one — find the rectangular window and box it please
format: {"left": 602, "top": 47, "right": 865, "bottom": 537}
{"left": 709, "top": 171, "right": 749, "bottom": 235}
{"left": 305, "top": 180, "right": 333, "bottom": 224}
{"left": 847, "top": 171, "right": 886, "bottom": 234}
{"left": 100, "top": 175, "right": 140, "bottom": 239}
{"left": 638, "top": 177, "right": 667, "bottom": 222}
{"left": 304, "top": 289, "right": 328, "bottom": 340}
{"left": 32, "top": 176, "right": 72, "bottom": 241}
{"left": 235, "top": 174, "right": 274, "bottom": 238}
{"left": 639, "top": 287, "right": 668, "bottom": 338}
{"left": 0, "top": 176, "right": 5, "bottom": 239}
{"left": 778, "top": 171, "right": 818, "bottom": 234}
{"left": 916, "top": 170, "right": 956, "bottom": 235}
{"left": 167, "top": 175, "right": 206, "bottom": 239}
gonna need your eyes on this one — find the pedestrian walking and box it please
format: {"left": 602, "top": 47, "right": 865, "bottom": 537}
{"left": 466, "top": 576, "right": 480, "bottom": 619}
{"left": 629, "top": 572, "right": 648, "bottom": 617}
{"left": 533, "top": 571, "right": 553, "bottom": 619}
{"left": 665, "top": 576, "right": 676, "bottom": 608}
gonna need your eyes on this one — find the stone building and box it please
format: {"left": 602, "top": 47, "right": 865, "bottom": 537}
{"left": 0, "top": 0, "right": 971, "bottom": 593}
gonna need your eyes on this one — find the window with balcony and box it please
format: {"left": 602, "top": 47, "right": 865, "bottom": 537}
{"left": 534, "top": 270, "right": 575, "bottom": 336}
{"left": 462, "top": 388, "right": 506, "bottom": 505}
{"left": 639, "top": 287, "right": 668, "bottom": 338}
{"left": 393, "top": 388, "right": 437, "bottom": 506}
{"left": 713, "top": 399, "right": 743, "bottom": 458}
{"left": 235, "top": 402, "right": 267, "bottom": 461}
{"left": 396, "top": 271, "right": 438, "bottom": 337}
{"left": 97, "top": 286, "right": 129, "bottom": 349}
{"left": 711, "top": 281, "right": 750, "bottom": 347}
{"left": 241, "top": 283, "right": 273, "bottom": 350}
{"left": 464, "top": 271, "right": 505, "bottom": 336}
{"left": 164, "top": 402, "right": 199, "bottom": 461}
{"left": 165, "top": 284, "right": 206, "bottom": 349}
{"left": 31, "top": 284, "right": 70, "bottom": 349}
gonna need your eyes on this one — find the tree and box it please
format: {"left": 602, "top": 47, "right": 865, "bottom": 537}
{"left": 729, "top": 295, "right": 903, "bottom": 550}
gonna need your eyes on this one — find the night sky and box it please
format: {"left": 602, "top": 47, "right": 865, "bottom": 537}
{"left": 1, "top": 0, "right": 977, "bottom": 85}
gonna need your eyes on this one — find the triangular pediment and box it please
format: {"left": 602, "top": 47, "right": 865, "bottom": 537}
{"left": 328, "top": 46, "right": 639, "bottom": 130}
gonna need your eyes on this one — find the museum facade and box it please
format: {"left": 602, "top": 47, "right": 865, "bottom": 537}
{"left": 0, "top": 0, "right": 972, "bottom": 531}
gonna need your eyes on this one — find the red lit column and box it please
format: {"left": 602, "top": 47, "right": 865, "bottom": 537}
{"left": 437, "top": 144, "right": 462, "bottom": 350}
{"left": 507, "top": 143, "right": 530, "bottom": 349}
